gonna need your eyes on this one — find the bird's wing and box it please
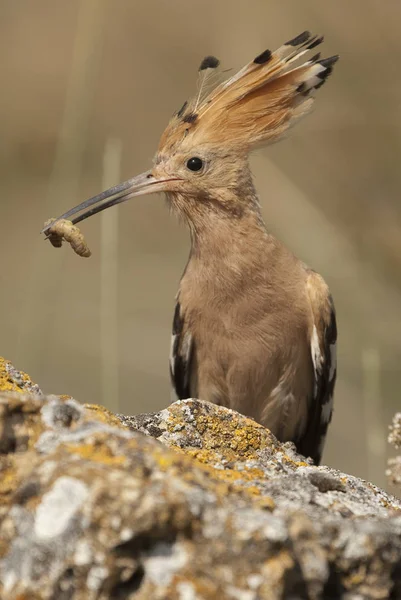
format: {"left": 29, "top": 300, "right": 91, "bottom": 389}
{"left": 297, "top": 270, "right": 337, "bottom": 465}
{"left": 169, "top": 299, "right": 193, "bottom": 399}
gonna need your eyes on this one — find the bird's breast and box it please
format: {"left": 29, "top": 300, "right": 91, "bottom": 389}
{"left": 177, "top": 270, "right": 314, "bottom": 434}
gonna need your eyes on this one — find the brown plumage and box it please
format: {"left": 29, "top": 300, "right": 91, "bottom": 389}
{"left": 42, "top": 31, "right": 338, "bottom": 464}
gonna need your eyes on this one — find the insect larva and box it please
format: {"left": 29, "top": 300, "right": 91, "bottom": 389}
{"left": 44, "top": 218, "right": 91, "bottom": 258}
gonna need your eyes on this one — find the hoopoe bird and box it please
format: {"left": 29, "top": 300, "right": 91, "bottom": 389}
{"left": 43, "top": 31, "right": 338, "bottom": 465}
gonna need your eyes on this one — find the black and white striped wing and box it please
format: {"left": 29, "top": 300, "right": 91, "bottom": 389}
{"left": 169, "top": 300, "right": 193, "bottom": 399}
{"left": 299, "top": 273, "right": 337, "bottom": 465}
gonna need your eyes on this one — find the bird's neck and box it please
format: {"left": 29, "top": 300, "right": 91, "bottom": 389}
{"left": 190, "top": 206, "right": 267, "bottom": 259}
{"left": 188, "top": 177, "right": 268, "bottom": 259}
{"left": 182, "top": 201, "right": 275, "bottom": 297}
{"left": 170, "top": 169, "right": 280, "bottom": 293}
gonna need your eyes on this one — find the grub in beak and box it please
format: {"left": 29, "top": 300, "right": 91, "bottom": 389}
{"left": 41, "top": 171, "right": 180, "bottom": 235}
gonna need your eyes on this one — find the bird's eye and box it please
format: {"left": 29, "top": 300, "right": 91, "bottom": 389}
{"left": 186, "top": 157, "right": 203, "bottom": 172}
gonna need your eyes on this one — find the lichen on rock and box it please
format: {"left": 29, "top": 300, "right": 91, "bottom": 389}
{"left": 0, "top": 358, "right": 401, "bottom": 599}
{"left": 0, "top": 357, "right": 43, "bottom": 397}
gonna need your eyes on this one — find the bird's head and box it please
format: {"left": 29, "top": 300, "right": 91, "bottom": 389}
{"left": 42, "top": 32, "right": 338, "bottom": 235}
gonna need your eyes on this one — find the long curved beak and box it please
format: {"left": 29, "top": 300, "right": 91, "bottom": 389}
{"left": 41, "top": 170, "right": 179, "bottom": 234}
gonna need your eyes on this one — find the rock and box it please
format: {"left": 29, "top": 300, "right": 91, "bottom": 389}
{"left": 0, "top": 358, "right": 400, "bottom": 599}
{"left": 388, "top": 413, "right": 401, "bottom": 488}
{"left": 0, "top": 356, "right": 43, "bottom": 397}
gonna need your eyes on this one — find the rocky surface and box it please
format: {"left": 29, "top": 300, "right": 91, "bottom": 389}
{"left": 388, "top": 413, "right": 401, "bottom": 489}
{"left": 0, "top": 358, "right": 401, "bottom": 599}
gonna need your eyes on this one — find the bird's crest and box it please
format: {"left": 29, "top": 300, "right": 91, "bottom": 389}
{"left": 158, "top": 31, "right": 338, "bottom": 153}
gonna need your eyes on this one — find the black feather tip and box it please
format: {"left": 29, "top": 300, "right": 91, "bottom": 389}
{"left": 314, "top": 79, "right": 326, "bottom": 90}
{"left": 310, "top": 52, "right": 321, "bottom": 63}
{"left": 199, "top": 55, "right": 220, "bottom": 71}
{"left": 285, "top": 30, "right": 310, "bottom": 46}
{"left": 253, "top": 49, "right": 272, "bottom": 65}
{"left": 307, "top": 35, "right": 324, "bottom": 50}
{"left": 314, "top": 55, "right": 339, "bottom": 88}
{"left": 176, "top": 100, "right": 188, "bottom": 118}
{"left": 182, "top": 112, "right": 198, "bottom": 124}
{"left": 318, "top": 55, "right": 339, "bottom": 69}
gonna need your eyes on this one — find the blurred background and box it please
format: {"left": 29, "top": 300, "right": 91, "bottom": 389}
{"left": 1, "top": 0, "right": 400, "bottom": 490}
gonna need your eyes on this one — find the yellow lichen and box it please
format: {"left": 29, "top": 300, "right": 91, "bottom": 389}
{"left": 245, "top": 485, "right": 261, "bottom": 495}
{"left": 0, "top": 363, "right": 283, "bottom": 518}
{"left": 0, "top": 357, "right": 38, "bottom": 394}
{"left": 65, "top": 441, "right": 127, "bottom": 466}
{"left": 258, "top": 495, "right": 276, "bottom": 510}
{"left": 150, "top": 442, "right": 274, "bottom": 507}
{"left": 262, "top": 549, "right": 295, "bottom": 584}
{"left": 165, "top": 404, "right": 272, "bottom": 465}
{"left": 152, "top": 451, "right": 180, "bottom": 471}
{"left": 343, "top": 566, "right": 366, "bottom": 588}
{"left": 0, "top": 463, "right": 17, "bottom": 500}
{"left": 83, "top": 403, "right": 126, "bottom": 428}
{"left": 171, "top": 575, "right": 220, "bottom": 599}
{"left": 281, "top": 454, "right": 309, "bottom": 469}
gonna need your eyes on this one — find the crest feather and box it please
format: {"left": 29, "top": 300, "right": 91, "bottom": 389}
{"left": 158, "top": 32, "right": 338, "bottom": 153}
